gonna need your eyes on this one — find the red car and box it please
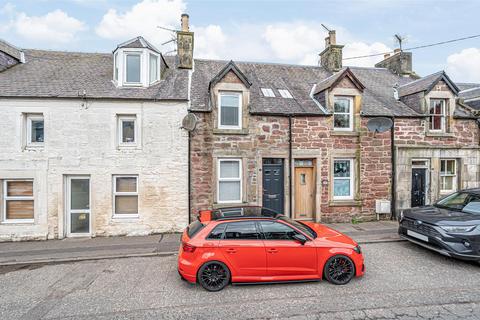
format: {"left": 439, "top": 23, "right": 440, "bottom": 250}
{"left": 178, "top": 206, "right": 365, "bottom": 291}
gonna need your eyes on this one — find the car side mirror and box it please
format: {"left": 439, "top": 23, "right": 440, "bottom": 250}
{"left": 292, "top": 233, "right": 307, "bottom": 245}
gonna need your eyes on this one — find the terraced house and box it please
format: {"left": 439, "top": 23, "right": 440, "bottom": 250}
{"left": 0, "top": 25, "right": 193, "bottom": 241}
{"left": 189, "top": 30, "right": 480, "bottom": 222}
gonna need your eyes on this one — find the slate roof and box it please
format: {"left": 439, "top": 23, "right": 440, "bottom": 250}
{"left": 457, "top": 82, "right": 480, "bottom": 91}
{"left": 191, "top": 59, "right": 423, "bottom": 117}
{"left": 314, "top": 67, "right": 364, "bottom": 94}
{"left": 466, "top": 99, "right": 480, "bottom": 110}
{"left": 0, "top": 40, "right": 23, "bottom": 61}
{"left": 0, "top": 49, "right": 188, "bottom": 100}
{"left": 397, "top": 71, "right": 459, "bottom": 97}
{"left": 116, "top": 36, "right": 161, "bottom": 54}
{"left": 459, "top": 86, "right": 480, "bottom": 101}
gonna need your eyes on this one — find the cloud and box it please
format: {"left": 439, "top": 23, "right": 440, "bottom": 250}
{"left": 446, "top": 48, "right": 480, "bottom": 83}
{"left": 343, "top": 41, "right": 392, "bottom": 68}
{"left": 96, "top": 0, "right": 185, "bottom": 51}
{"left": 192, "top": 25, "right": 226, "bottom": 60}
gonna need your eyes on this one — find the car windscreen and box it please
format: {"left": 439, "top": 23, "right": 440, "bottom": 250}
{"left": 279, "top": 216, "right": 317, "bottom": 239}
{"left": 435, "top": 192, "right": 480, "bottom": 215}
{"left": 187, "top": 220, "right": 205, "bottom": 238}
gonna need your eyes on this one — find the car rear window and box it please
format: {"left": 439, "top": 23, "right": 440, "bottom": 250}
{"left": 187, "top": 220, "right": 205, "bottom": 238}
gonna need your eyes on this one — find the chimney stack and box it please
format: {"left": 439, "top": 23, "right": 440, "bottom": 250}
{"left": 177, "top": 13, "right": 194, "bottom": 69}
{"left": 319, "top": 30, "right": 344, "bottom": 72}
{"left": 375, "top": 48, "right": 414, "bottom": 77}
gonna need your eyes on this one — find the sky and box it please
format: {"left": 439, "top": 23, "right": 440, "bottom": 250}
{"left": 1, "top": 0, "right": 480, "bottom": 82}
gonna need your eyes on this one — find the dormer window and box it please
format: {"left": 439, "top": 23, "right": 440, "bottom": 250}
{"left": 429, "top": 99, "right": 446, "bottom": 132}
{"left": 333, "top": 96, "right": 354, "bottom": 131}
{"left": 219, "top": 92, "right": 242, "bottom": 129}
{"left": 113, "top": 36, "right": 163, "bottom": 88}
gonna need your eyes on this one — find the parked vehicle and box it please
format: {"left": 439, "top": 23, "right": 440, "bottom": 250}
{"left": 399, "top": 189, "right": 480, "bottom": 261}
{"left": 178, "top": 206, "right": 364, "bottom": 291}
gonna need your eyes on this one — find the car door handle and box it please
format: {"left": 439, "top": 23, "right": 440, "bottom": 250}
{"left": 267, "top": 248, "right": 278, "bottom": 253}
{"left": 225, "top": 248, "right": 237, "bottom": 254}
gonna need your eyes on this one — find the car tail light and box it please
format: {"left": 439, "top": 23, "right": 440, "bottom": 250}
{"left": 182, "top": 242, "right": 196, "bottom": 253}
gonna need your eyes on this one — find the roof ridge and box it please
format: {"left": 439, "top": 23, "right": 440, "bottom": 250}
{"left": 25, "top": 48, "right": 110, "bottom": 56}
{"left": 194, "top": 58, "right": 325, "bottom": 69}
{"left": 398, "top": 70, "right": 444, "bottom": 88}
{"left": 459, "top": 86, "right": 480, "bottom": 93}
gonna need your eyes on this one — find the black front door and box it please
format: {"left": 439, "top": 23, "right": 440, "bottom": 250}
{"left": 262, "top": 159, "right": 285, "bottom": 214}
{"left": 411, "top": 168, "right": 426, "bottom": 207}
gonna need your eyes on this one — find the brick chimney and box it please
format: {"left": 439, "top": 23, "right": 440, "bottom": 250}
{"left": 319, "top": 30, "right": 344, "bottom": 72}
{"left": 375, "top": 49, "right": 414, "bottom": 77}
{"left": 177, "top": 13, "right": 194, "bottom": 69}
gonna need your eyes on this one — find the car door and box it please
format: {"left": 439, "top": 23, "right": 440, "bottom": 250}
{"left": 259, "top": 220, "right": 317, "bottom": 277}
{"left": 217, "top": 221, "right": 267, "bottom": 277}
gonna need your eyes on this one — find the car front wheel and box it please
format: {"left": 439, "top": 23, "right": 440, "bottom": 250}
{"left": 197, "top": 261, "right": 231, "bottom": 291}
{"left": 324, "top": 255, "right": 355, "bottom": 285}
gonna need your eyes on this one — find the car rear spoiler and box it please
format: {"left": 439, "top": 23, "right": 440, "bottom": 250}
{"left": 197, "top": 210, "right": 212, "bottom": 222}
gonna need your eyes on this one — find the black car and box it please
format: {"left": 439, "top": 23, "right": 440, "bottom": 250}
{"left": 398, "top": 189, "right": 480, "bottom": 261}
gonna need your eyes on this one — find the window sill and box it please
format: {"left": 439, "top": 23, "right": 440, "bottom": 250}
{"left": 1, "top": 219, "right": 35, "bottom": 225}
{"left": 213, "top": 128, "right": 249, "bottom": 135}
{"left": 331, "top": 131, "right": 359, "bottom": 136}
{"left": 112, "top": 214, "right": 140, "bottom": 221}
{"left": 329, "top": 200, "right": 362, "bottom": 207}
{"left": 425, "top": 132, "right": 455, "bottom": 137}
{"left": 24, "top": 145, "right": 44, "bottom": 151}
{"left": 117, "top": 144, "right": 141, "bottom": 151}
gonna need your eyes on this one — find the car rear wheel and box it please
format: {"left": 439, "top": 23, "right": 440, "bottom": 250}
{"left": 197, "top": 261, "right": 230, "bottom": 292}
{"left": 324, "top": 255, "right": 355, "bottom": 285}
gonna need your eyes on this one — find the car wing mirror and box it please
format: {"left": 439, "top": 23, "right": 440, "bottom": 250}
{"left": 293, "top": 233, "right": 307, "bottom": 245}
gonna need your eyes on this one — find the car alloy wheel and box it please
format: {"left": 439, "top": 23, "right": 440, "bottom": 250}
{"left": 324, "top": 255, "right": 355, "bottom": 285}
{"left": 198, "top": 261, "right": 230, "bottom": 291}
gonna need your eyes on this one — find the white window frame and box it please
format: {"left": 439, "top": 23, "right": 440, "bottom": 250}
{"left": 333, "top": 158, "right": 355, "bottom": 200}
{"left": 2, "top": 179, "right": 34, "bottom": 224}
{"left": 26, "top": 114, "right": 44, "bottom": 147}
{"left": 117, "top": 115, "right": 137, "bottom": 147}
{"left": 261, "top": 88, "right": 275, "bottom": 97}
{"left": 440, "top": 159, "right": 457, "bottom": 193}
{"left": 333, "top": 96, "right": 354, "bottom": 131}
{"left": 114, "top": 52, "right": 119, "bottom": 82}
{"left": 217, "top": 159, "right": 242, "bottom": 204}
{"left": 278, "top": 89, "right": 293, "bottom": 99}
{"left": 149, "top": 53, "right": 160, "bottom": 84}
{"left": 124, "top": 52, "right": 142, "bottom": 85}
{"left": 429, "top": 99, "right": 446, "bottom": 132}
{"left": 218, "top": 92, "right": 242, "bottom": 130}
{"left": 113, "top": 175, "right": 139, "bottom": 218}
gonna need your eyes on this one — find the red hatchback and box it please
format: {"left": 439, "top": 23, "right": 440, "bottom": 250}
{"left": 178, "top": 206, "right": 365, "bottom": 291}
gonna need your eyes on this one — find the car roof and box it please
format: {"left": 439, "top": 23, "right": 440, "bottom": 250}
{"left": 211, "top": 206, "right": 284, "bottom": 221}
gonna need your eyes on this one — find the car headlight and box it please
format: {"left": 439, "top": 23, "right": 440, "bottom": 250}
{"left": 440, "top": 225, "right": 476, "bottom": 233}
{"left": 353, "top": 245, "right": 362, "bottom": 254}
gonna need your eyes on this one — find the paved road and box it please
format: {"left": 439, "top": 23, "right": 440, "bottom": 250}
{"left": 1, "top": 241, "right": 480, "bottom": 320}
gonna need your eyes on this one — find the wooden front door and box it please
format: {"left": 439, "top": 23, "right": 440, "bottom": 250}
{"left": 294, "top": 160, "right": 315, "bottom": 220}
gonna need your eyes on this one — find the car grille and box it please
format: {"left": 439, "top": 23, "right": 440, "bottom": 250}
{"left": 401, "top": 218, "right": 441, "bottom": 237}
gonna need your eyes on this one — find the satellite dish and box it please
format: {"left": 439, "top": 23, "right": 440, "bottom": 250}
{"left": 181, "top": 113, "right": 198, "bottom": 131}
{"left": 366, "top": 117, "right": 393, "bottom": 133}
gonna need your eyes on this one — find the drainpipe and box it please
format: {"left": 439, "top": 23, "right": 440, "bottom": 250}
{"left": 288, "top": 115, "right": 293, "bottom": 218}
{"left": 188, "top": 129, "right": 192, "bottom": 224}
{"left": 390, "top": 116, "right": 396, "bottom": 220}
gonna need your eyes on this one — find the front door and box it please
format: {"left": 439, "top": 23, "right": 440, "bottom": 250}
{"left": 411, "top": 168, "right": 426, "bottom": 207}
{"left": 66, "top": 176, "right": 91, "bottom": 237}
{"left": 262, "top": 158, "right": 284, "bottom": 214}
{"left": 294, "top": 160, "right": 315, "bottom": 219}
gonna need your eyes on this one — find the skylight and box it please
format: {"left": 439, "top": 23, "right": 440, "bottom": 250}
{"left": 278, "top": 89, "right": 293, "bottom": 99}
{"left": 261, "top": 88, "right": 275, "bottom": 97}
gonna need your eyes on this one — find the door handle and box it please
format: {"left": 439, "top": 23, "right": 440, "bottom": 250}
{"left": 267, "top": 248, "right": 278, "bottom": 254}
{"left": 225, "top": 248, "right": 237, "bottom": 254}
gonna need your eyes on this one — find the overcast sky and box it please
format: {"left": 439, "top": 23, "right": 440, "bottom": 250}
{"left": 1, "top": 0, "right": 479, "bottom": 82}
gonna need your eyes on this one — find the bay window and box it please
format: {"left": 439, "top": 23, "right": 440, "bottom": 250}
{"left": 333, "top": 159, "right": 354, "bottom": 200}
{"left": 149, "top": 54, "right": 159, "bottom": 83}
{"left": 218, "top": 159, "right": 242, "bottom": 203}
{"left": 333, "top": 96, "right": 353, "bottom": 131}
{"left": 125, "top": 53, "right": 141, "bottom": 84}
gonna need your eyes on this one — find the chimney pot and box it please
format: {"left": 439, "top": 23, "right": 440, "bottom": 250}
{"left": 177, "top": 13, "right": 194, "bottom": 69}
{"left": 384, "top": 53, "right": 390, "bottom": 59}
{"left": 181, "top": 13, "right": 189, "bottom": 32}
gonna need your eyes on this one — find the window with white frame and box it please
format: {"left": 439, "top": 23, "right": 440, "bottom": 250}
{"left": 261, "top": 88, "right": 275, "bottom": 97}
{"left": 429, "top": 99, "right": 446, "bottom": 132}
{"left": 278, "top": 89, "right": 293, "bottom": 99}
{"left": 218, "top": 159, "right": 242, "bottom": 203}
{"left": 149, "top": 54, "right": 159, "bottom": 84}
{"left": 440, "top": 159, "right": 457, "bottom": 193}
{"left": 333, "top": 159, "right": 354, "bottom": 200}
{"left": 114, "top": 52, "right": 119, "bottom": 81}
{"left": 26, "top": 114, "right": 44, "bottom": 146}
{"left": 125, "top": 53, "right": 141, "bottom": 84}
{"left": 113, "top": 176, "right": 138, "bottom": 217}
{"left": 117, "top": 115, "right": 137, "bottom": 145}
{"left": 218, "top": 92, "right": 242, "bottom": 129}
{"left": 3, "top": 180, "right": 34, "bottom": 222}
{"left": 333, "top": 96, "right": 354, "bottom": 131}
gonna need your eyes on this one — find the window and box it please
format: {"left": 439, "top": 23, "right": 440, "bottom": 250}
{"left": 26, "top": 114, "right": 44, "bottom": 146}
{"left": 218, "top": 159, "right": 242, "bottom": 203}
{"left": 114, "top": 52, "right": 119, "bottom": 81}
{"left": 429, "top": 99, "right": 446, "bottom": 132}
{"left": 333, "top": 96, "right": 353, "bottom": 131}
{"left": 333, "top": 159, "right": 354, "bottom": 200}
{"left": 261, "top": 88, "right": 275, "bottom": 97}
{"left": 125, "top": 53, "right": 141, "bottom": 84}
{"left": 3, "top": 180, "right": 34, "bottom": 222}
{"left": 149, "top": 54, "right": 158, "bottom": 84}
{"left": 278, "top": 89, "right": 293, "bottom": 99}
{"left": 259, "top": 221, "right": 299, "bottom": 240}
{"left": 224, "top": 221, "right": 260, "bottom": 240}
{"left": 113, "top": 176, "right": 138, "bottom": 217}
{"left": 440, "top": 159, "right": 457, "bottom": 193}
{"left": 218, "top": 92, "right": 242, "bottom": 129}
{"left": 117, "top": 115, "right": 136, "bottom": 145}
{"left": 207, "top": 224, "right": 227, "bottom": 239}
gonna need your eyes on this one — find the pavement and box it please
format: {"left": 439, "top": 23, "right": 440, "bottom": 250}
{"left": 1, "top": 241, "right": 479, "bottom": 320}
{"left": 0, "top": 220, "right": 401, "bottom": 266}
